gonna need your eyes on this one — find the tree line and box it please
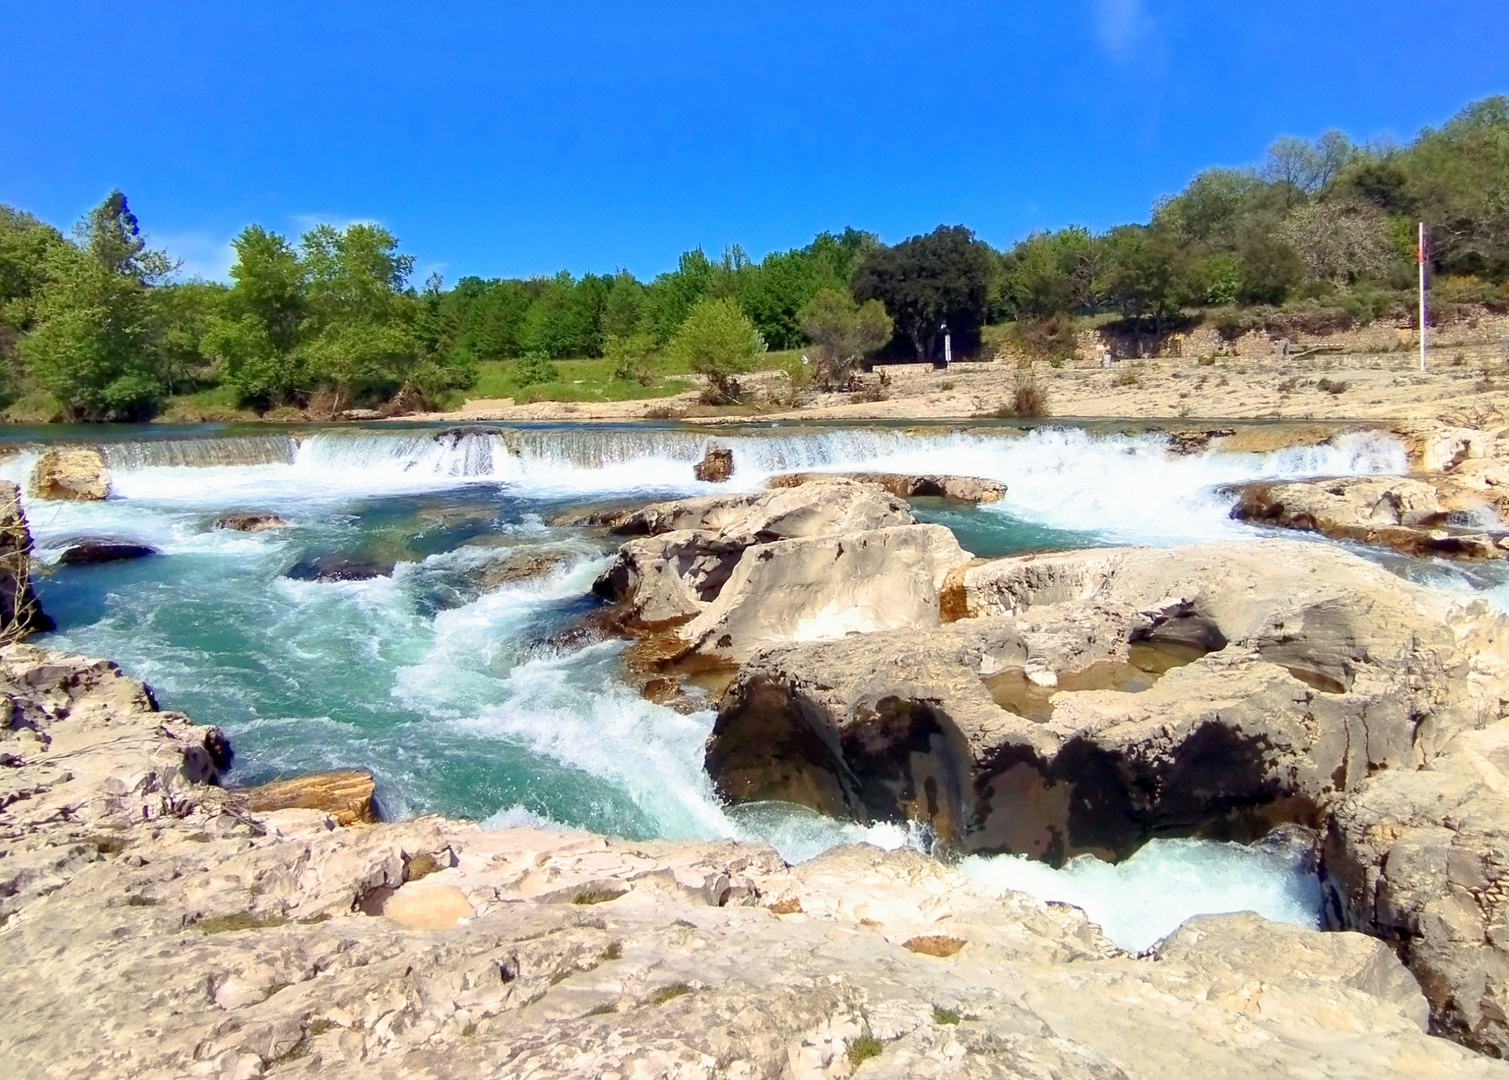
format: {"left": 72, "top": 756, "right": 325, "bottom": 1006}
{"left": 1, "top": 97, "right": 1505, "bottom": 421}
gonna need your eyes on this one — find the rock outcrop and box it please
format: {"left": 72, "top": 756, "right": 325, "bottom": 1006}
{"left": 1325, "top": 720, "right": 1509, "bottom": 1056}
{"left": 0, "top": 483, "right": 49, "bottom": 636}
{"left": 768, "top": 471, "right": 1008, "bottom": 503}
{"left": 28, "top": 447, "right": 109, "bottom": 501}
{"left": 214, "top": 513, "right": 290, "bottom": 532}
{"left": 591, "top": 482, "right": 970, "bottom": 674}
{"left": 1230, "top": 476, "right": 1507, "bottom": 559}
{"left": 1, "top": 642, "right": 1500, "bottom": 1078}
{"left": 708, "top": 541, "right": 1509, "bottom": 861}
{"left": 236, "top": 769, "right": 380, "bottom": 826}
{"left": 57, "top": 540, "right": 160, "bottom": 566}
{"left": 285, "top": 554, "right": 395, "bottom": 582}
{"left": 693, "top": 444, "right": 734, "bottom": 482}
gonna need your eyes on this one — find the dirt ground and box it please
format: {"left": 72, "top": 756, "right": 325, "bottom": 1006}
{"left": 410, "top": 343, "right": 1509, "bottom": 429}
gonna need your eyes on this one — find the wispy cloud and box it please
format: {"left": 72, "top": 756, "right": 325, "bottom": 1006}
{"left": 1094, "top": 0, "right": 1155, "bottom": 64}
{"left": 153, "top": 230, "right": 237, "bottom": 283}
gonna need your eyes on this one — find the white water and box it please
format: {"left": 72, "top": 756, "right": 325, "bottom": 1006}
{"left": 961, "top": 835, "right": 1324, "bottom": 952}
{"left": 7, "top": 422, "right": 1413, "bottom": 932}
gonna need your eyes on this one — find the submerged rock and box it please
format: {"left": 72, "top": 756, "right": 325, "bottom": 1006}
{"left": 234, "top": 769, "right": 378, "bottom": 826}
{"left": 212, "top": 513, "right": 289, "bottom": 532}
{"left": 693, "top": 444, "right": 734, "bottom": 482}
{"left": 29, "top": 448, "right": 109, "bottom": 501}
{"left": 768, "top": 471, "right": 1007, "bottom": 503}
{"left": 57, "top": 541, "right": 160, "bottom": 566}
{"left": 285, "top": 554, "right": 395, "bottom": 582}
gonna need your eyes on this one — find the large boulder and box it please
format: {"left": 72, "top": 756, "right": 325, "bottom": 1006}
{"left": 769, "top": 471, "right": 1007, "bottom": 503}
{"left": 213, "top": 513, "right": 289, "bottom": 532}
{"left": 1325, "top": 721, "right": 1509, "bottom": 1056}
{"left": 707, "top": 540, "right": 1509, "bottom": 861}
{"left": 57, "top": 540, "right": 159, "bottom": 566}
{"left": 29, "top": 448, "right": 109, "bottom": 501}
{"left": 592, "top": 482, "right": 969, "bottom": 672}
{"left": 1229, "top": 476, "right": 1506, "bottom": 559}
{"left": 692, "top": 444, "right": 734, "bottom": 482}
{"left": 236, "top": 769, "right": 379, "bottom": 826}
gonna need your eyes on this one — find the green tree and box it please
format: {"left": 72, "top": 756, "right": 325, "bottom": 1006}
{"left": 21, "top": 191, "right": 174, "bottom": 420}
{"left": 1095, "top": 225, "right": 1185, "bottom": 356}
{"left": 666, "top": 297, "right": 764, "bottom": 403}
{"left": 200, "top": 225, "right": 306, "bottom": 406}
{"left": 797, "top": 288, "right": 892, "bottom": 387}
{"left": 644, "top": 249, "right": 714, "bottom": 346}
{"left": 1000, "top": 227, "right": 1097, "bottom": 319}
{"left": 852, "top": 225, "right": 993, "bottom": 364}
{"left": 601, "top": 271, "right": 647, "bottom": 339}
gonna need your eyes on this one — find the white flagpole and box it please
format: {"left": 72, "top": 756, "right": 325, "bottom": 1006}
{"left": 1418, "top": 222, "right": 1427, "bottom": 373}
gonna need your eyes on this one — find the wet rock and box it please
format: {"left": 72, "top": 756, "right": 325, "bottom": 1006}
{"left": 0, "top": 483, "right": 50, "bottom": 635}
{"left": 768, "top": 471, "right": 1007, "bottom": 503}
{"left": 212, "top": 513, "right": 289, "bottom": 532}
{"left": 57, "top": 541, "right": 160, "bottom": 566}
{"left": 235, "top": 769, "right": 378, "bottom": 826}
{"left": 29, "top": 448, "right": 109, "bottom": 501}
{"left": 1164, "top": 428, "right": 1235, "bottom": 455}
{"left": 1229, "top": 476, "right": 1509, "bottom": 560}
{"left": 284, "top": 554, "right": 395, "bottom": 582}
{"left": 471, "top": 546, "right": 578, "bottom": 591}
{"left": 708, "top": 540, "right": 1509, "bottom": 863}
{"left": 693, "top": 444, "right": 734, "bottom": 482}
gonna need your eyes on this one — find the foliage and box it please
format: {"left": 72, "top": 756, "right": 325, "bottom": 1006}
{"left": 666, "top": 297, "right": 765, "bottom": 403}
{"left": 21, "top": 191, "right": 176, "bottom": 420}
{"left": 1008, "top": 366, "right": 1049, "bottom": 417}
{"left": 797, "top": 288, "right": 892, "bottom": 387}
{"left": 847, "top": 1035, "right": 882, "bottom": 1067}
{"left": 851, "top": 225, "right": 993, "bottom": 363}
{"left": 514, "top": 351, "right": 560, "bottom": 387}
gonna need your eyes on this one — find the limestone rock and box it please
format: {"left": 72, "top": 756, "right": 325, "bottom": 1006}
{"left": 28, "top": 448, "right": 109, "bottom": 501}
{"left": 1229, "top": 476, "right": 1505, "bottom": 559}
{"left": 709, "top": 540, "right": 1509, "bottom": 860}
{"left": 285, "top": 554, "right": 395, "bottom": 581}
{"left": 1325, "top": 721, "right": 1509, "bottom": 1057}
{"left": 0, "top": 639, "right": 1502, "bottom": 1076}
{"left": 769, "top": 471, "right": 1007, "bottom": 503}
{"left": 592, "top": 483, "right": 969, "bottom": 669}
{"left": 0, "top": 482, "right": 49, "bottom": 636}
{"left": 213, "top": 513, "right": 289, "bottom": 532}
{"left": 693, "top": 444, "right": 734, "bottom": 482}
{"left": 236, "top": 769, "right": 379, "bottom": 826}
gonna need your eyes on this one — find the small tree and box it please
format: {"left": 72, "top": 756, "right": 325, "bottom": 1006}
{"left": 667, "top": 297, "right": 764, "bottom": 403}
{"left": 797, "top": 288, "right": 892, "bottom": 387}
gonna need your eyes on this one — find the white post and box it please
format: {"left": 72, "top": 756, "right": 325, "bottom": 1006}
{"left": 1418, "top": 222, "right": 1427, "bottom": 373}
{"left": 944, "top": 331, "right": 952, "bottom": 367}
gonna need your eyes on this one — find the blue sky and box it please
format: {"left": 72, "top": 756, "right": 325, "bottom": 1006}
{"left": 2, "top": 2, "right": 1505, "bottom": 283}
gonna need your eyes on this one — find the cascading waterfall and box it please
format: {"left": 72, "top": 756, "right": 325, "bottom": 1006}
{"left": 11, "top": 420, "right": 1424, "bottom": 945}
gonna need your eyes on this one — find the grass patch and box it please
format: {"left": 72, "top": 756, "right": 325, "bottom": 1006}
{"left": 463, "top": 348, "right": 797, "bottom": 406}
{"left": 587, "top": 1003, "right": 618, "bottom": 1016}
{"left": 196, "top": 912, "right": 288, "bottom": 934}
{"left": 156, "top": 385, "right": 261, "bottom": 423}
{"left": 651, "top": 982, "right": 692, "bottom": 1005}
{"left": 601, "top": 941, "right": 623, "bottom": 960}
{"left": 847, "top": 1034, "right": 882, "bottom": 1066}
{"left": 932, "top": 1006, "right": 960, "bottom": 1025}
{"left": 1, "top": 388, "right": 62, "bottom": 424}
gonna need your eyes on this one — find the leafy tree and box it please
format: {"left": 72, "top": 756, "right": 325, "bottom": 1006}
{"left": 601, "top": 271, "right": 647, "bottom": 338}
{"left": 0, "top": 207, "right": 66, "bottom": 337}
{"left": 851, "top": 225, "right": 993, "bottom": 365}
{"left": 644, "top": 249, "right": 714, "bottom": 345}
{"left": 1095, "top": 225, "right": 1186, "bottom": 355}
{"left": 21, "top": 191, "right": 174, "bottom": 420}
{"left": 666, "top": 297, "right": 764, "bottom": 402}
{"left": 200, "top": 225, "right": 306, "bottom": 406}
{"left": 604, "top": 331, "right": 654, "bottom": 382}
{"left": 1000, "top": 227, "right": 1097, "bottom": 319}
{"left": 1278, "top": 200, "right": 1400, "bottom": 284}
{"left": 1236, "top": 234, "right": 1306, "bottom": 304}
{"left": 797, "top": 288, "right": 892, "bottom": 387}
{"left": 514, "top": 350, "right": 559, "bottom": 386}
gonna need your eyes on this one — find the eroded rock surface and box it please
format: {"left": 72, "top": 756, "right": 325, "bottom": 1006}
{"left": 768, "top": 471, "right": 1008, "bottom": 503}
{"left": 235, "top": 769, "right": 380, "bottom": 826}
{"left": 1325, "top": 720, "right": 1509, "bottom": 1056}
{"left": 0, "top": 642, "right": 1499, "bottom": 1078}
{"left": 28, "top": 447, "right": 109, "bottom": 501}
{"left": 693, "top": 444, "right": 734, "bottom": 482}
{"left": 214, "top": 513, "right": 290, "bottom": 532}
{"left": 710, "top": 541, "right": 1509, "bottom": 861}
{"left": 591, "top": 482, "right": 970, "bottom": 672}
{"left": 0, "top": 483, "right": 49, "bottom": 635}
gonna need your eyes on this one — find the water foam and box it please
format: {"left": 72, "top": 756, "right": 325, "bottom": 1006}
{"left": 960, "top": 836, "right": 1323, "bottom": 951}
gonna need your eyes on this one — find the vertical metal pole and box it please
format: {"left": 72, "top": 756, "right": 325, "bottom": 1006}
{"left": 1419, "top": 222, "right": 1427, "bottom": 373}
{"left": 944, "top": 331, "right": 952, "bottom": 367}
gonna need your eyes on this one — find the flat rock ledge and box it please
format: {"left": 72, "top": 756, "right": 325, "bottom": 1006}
{"left": 0, "top": 643, "right": 1501, "bottom": 1078}
{"left": 768, "top": 472, "right": 1007, "bottom": 503}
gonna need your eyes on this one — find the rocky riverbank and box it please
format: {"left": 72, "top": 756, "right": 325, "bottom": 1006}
{"left": 9, "top": 462, "right": 1509, "bottom": 1074}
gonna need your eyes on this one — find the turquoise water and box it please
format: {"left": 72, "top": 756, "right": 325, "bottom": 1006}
{"left": 4, "top": 423, "right": 1410, "bottom": 893}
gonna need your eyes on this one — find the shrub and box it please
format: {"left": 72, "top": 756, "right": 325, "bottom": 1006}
{"left": 1317, "top": 377, "right": 1349, "bottom": 394}
{"left": 1113, "top": 365, "right": 1142, "bottom": 388}
{"left": 515, "top": 351, "right": 559, "bottom": 387}
{"left": 847, "top": 1034, "right": 882, "bottom": 1066}
{"left": 1009, "top": 367, "right": 1049, "bottom": 417}
{"left": 667, "top": 297, "right": 765, "bottom": 403}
